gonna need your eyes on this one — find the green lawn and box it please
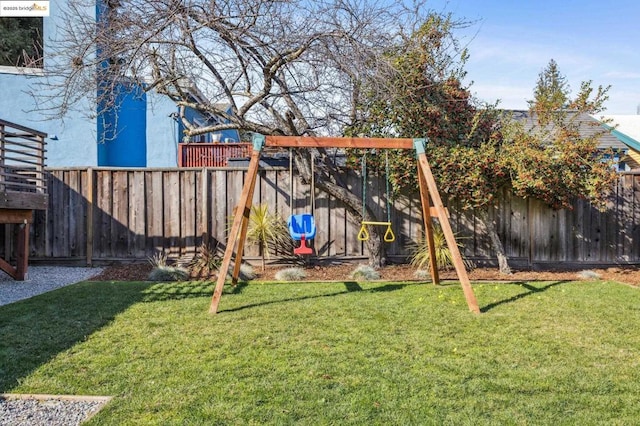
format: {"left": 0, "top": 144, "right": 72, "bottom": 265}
{"left": 1, "top": 278, "right": 639, "bottom": 425}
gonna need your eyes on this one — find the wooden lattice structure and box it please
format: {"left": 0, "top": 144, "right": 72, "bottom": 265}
{"left": 0, "top": 119, "right": 48, "bottom": 280}
{"left": 177, "top": 142, "right": 252, "bottom": 167}
{"left": 209, "top": 135, "right": 480, "bottom": 314}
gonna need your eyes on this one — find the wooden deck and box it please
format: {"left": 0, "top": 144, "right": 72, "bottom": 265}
{"left": 0, "top": 118, "right": 48, "bottom": 279}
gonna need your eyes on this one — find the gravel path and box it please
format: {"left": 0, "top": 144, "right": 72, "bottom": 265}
{"left": 0, "top": 266, "right": 103, "bottom": 307}
{"left": 0, "top": 395, "right": 110, "bottom": 426}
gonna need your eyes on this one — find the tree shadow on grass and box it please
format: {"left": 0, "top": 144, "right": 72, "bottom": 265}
{"left": 480, "top": 280, "right": 570, "bottom": 313}
{"left": 139, "top": 280, "right": 229, "bottom": 302}
{"left": 221, "top": 281, "right": 411, "bottom": 314}
{"left": 0, "top": 281, "right": 156, "bottom": 392}
{"left": 0, "top": 279, "right": 239, "bottom": 392}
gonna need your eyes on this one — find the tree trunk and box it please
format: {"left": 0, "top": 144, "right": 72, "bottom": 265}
{"left": 477, "top": 206, "right": 512, "bottom": 275}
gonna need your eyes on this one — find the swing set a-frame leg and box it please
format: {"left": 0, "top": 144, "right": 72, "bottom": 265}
{"left": 417, "top": 164, "right": 440, "bottom": 285}
{"left": 209, "top": 136, "right": 264, "bottom": 314}
{"left": 414, "top": 139, "right": 480, "bottom": 314}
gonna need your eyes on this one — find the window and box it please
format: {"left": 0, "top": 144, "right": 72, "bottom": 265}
{"left": 0, "top": 17, "right": 43, "bottom": 69}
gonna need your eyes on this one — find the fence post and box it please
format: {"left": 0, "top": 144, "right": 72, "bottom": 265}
{"left": 201, "top": 167, "right": 209, "bottom": 244}
{"left": 86, "top": 167, "right": 94, "bottom": 266}
{"left": 527, "top": 197, "right": 533, "bottom": 267}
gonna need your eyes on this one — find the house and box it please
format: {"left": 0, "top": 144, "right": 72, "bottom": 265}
{"left": 509, "top": 110, "right": 634, "bottom": 172}
{"left": 595, "top": 115, "right": 640, "bottom": 171}
{"left": 0, "top": 3, "right": 208, "bottom": 168}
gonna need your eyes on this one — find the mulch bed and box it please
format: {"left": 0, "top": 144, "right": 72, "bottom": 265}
{"left": 88, "top": 262, "right": 640, "bottom": 286}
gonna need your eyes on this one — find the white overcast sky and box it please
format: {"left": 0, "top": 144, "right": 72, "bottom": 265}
{"left": 428, "top": 0, "right": 640, "bottom": 114}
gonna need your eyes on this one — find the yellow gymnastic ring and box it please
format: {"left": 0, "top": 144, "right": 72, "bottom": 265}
{"left": 384, "top": 224, "right": 396, "bottom": 242}
{"left": 357, "top": 223, "right": 370, "bottom": 241}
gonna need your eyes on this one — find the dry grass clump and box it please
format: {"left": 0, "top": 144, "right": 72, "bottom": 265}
{"left": 274, "top": 267, "right": 307, "bottom": 282}
{"left": 349, "top": 265, "right": 380, "bottom": 281}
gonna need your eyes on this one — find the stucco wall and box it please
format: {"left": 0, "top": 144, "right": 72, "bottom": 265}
{"left": 146, "top": 94, "right": 179, "bottom": 167}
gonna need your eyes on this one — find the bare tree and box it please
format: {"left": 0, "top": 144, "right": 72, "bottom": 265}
{"left": 34, "top": 0, "right": 450, "bottom": 267}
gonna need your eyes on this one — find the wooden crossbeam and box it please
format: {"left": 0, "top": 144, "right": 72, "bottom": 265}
{"left": 266, "top": 136, "right": 414, "bottom": 149}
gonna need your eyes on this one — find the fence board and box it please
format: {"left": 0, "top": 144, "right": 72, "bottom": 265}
{"left": 196, "top": 169, "right": 208, "bottom": 245}
{"left": 211, "top": 170, "right": 226, "bottom": 247}
{"left": 95, "top": 171, "right": 111, "bottom": 258}
{"left": 129, "top": 171, "right": 146, "bottom": 258}
{"left": 73, "top": 169, "right": 87, "bottom": 257}
{"left": 179, "top": 171, "right": 197, "bottom": 256}
{"left": 112, "top": 171, "right": 130, "bottom": 258}
{"left": 145, "top": 171, "right": 164, "bottom": 254}
{"left": 620, "top": 175, "right": 633, "bottom": 260}
{"left": 163, "top": 171, "right": 181, "bottom": 257}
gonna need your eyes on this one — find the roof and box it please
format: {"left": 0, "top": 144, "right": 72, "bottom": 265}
{"left": 595, "top": 115, "right": 640, "bottom": 152}
{"left": 508, "top": 110, "right": 628, "bottom": 152}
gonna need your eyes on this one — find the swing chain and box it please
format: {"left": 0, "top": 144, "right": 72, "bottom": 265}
{"left": 357, "top": 151, "right": 396, "bottom": 243}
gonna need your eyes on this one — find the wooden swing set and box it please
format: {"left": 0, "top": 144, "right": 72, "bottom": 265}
{"left": 209, "top": 135, "right": 480, "bottom": 314}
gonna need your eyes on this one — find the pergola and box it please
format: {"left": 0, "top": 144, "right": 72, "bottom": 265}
{"left": 209, "top": 135, "right": 480, "bottom": 314}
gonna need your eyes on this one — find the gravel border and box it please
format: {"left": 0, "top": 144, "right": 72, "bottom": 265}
{"left": 0, "top": 394, "right": 111, "bottom": 426}
{"left": 0, "top": 266, "right": 103, "bottom": 307}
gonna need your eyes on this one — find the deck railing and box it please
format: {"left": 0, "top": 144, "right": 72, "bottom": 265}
{"left": 178, "top": 142, "right": 252, "bottom": 167}
{"left": 0, "top": 118, "right": 48, "bottom": 209}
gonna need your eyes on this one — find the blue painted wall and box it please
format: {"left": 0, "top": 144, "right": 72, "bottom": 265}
{"left": 97, "top": 82, "right": 147, "bottom": 167}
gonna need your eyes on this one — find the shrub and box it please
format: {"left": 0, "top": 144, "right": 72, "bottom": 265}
{"left": 577, "top": 270, "right": 601, "bottom": 281}
{"left": 227, "top": 263, "right": 257, "bottom": 281}
{"left": 349, "top": 265, "right": 380, "bottom": 281}
{"left": 414, "top": 269, "right": 432, "bottom": 280}
{"left": 148, "top": 265, "right": 190, "bottom": 281}
{"left": 148, "top": 251, "right": 168, "bottom": 268}
{"left": 409, "top": 223, "right": 474, "bottom": 271}
{"left": 148, "top": 251, "right": 190, "bottom": 281}
{"left": 185, "top": 243, "right": 222, "bottom": 278}
{"left": 274, "top": 267, "right": 307, "bottom": 282}
{"left": 246, "top": 204, "right": 293, "bottom": 271}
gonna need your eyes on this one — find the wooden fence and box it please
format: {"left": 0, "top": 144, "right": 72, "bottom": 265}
{"left": 2, "top": 167, "right": 640, "bottom": 267}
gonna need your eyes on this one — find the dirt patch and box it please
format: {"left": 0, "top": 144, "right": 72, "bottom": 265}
{"left": 89, "top": 262, "right": 640, "bottom": 286}
{"left": 89, "top": 263, "right": 154, "bottom": 282}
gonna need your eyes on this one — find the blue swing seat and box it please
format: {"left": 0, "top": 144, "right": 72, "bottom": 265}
{"left": 288, "top": 213, "right": 317, "bottom": 240}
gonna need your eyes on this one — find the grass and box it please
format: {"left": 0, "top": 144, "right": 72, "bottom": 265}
{"left": 1, "top": 278, "right": 639, "bottom": 424}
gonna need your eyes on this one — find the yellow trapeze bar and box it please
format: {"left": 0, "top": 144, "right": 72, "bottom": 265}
{"left": 357, "top": 221, "right": 396, "bottom": 242}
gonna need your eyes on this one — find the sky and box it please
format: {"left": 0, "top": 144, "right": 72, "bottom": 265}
{"left": 427, "top": 0, "right": 640, "bottom": 115}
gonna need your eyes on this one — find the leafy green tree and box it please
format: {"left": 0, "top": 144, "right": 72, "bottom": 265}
{"left": 348, "top": 15, "right": 510, "bottom": 271}
{"left": 503, "top": 60, "right": 616, "bottom": 212}
{"left": 528, "top": 59, "right": 568, "bottom": 125}
{"left": 351, "top": 34, "right": 617, "bottom": 274}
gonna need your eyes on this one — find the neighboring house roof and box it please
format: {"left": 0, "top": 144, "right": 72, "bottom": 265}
{"left": 509, "top": 110, "right": 628, "bottom": 152}
{"left": 595, "top": 115, "right": 640, "bottom": 152}
{"left": 594, "top": 114, "right": 640, "bottom": 171}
